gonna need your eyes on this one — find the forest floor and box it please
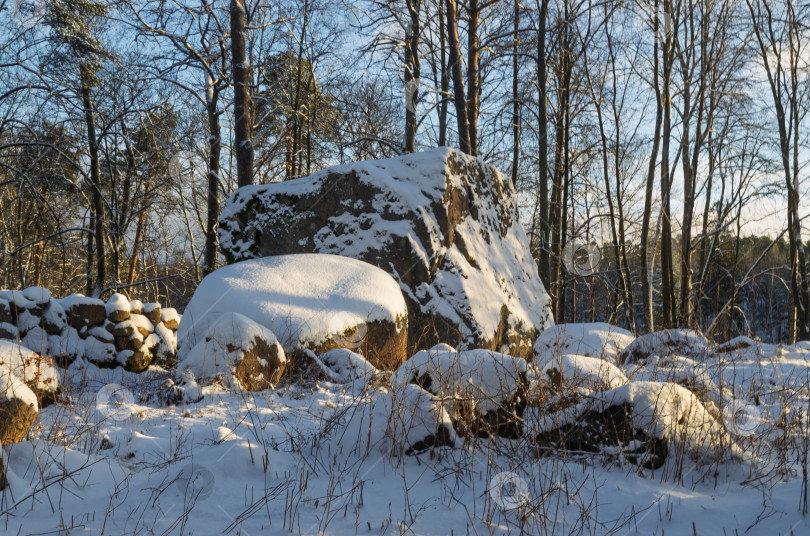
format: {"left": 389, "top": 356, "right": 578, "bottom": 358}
{"left": 2, "top": 331, "right": 810, "bottom": 535}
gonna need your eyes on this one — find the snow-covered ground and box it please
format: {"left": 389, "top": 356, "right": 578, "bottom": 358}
{"left": 3, "top": 331, "right": 810, "bottom": 535}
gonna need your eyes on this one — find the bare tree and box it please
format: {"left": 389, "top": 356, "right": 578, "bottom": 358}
{"left": 746, "top": 0, "right": 810, "bottom": 340}
{"left": 232, "top": 0, "right": 253, "bottom": 187}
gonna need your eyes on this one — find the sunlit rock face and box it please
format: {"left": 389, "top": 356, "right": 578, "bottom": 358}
{"left": 219, "top": 148, "right": 552, "bottom": 357}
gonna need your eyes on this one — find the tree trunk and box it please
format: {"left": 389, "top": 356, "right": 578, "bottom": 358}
{"left": 79, "top": 64, "right": 105, "bottom": 296}
{"left": 510, "top": 0, "right": 520, "bottom": 187}
{"left": 550, "top": 13, "right": 572, "bottom": 320}
{"left": 204, "top": 84, "right": 221, "bottom": 276}
{"left": 536, "top": 0, "right": 550, "bottom": 287}
{"left": 404, "top": 0, "right": 422, "bottom": 153}
{"left": 444, "top": 0, "right": 470, "bottom": 154}
{"left": 291, "top": 0, "right": 309, "bottom": 178}
{"left": 33, "top": 202, "right": 46, "bottom": 287}
{"left": 466, "top": 0, "right": 480, "bottom": 156}
{"left": 439, "top": 8, "right": 448, "bottom": 147}
{"left": 127, "top": 201, "right": 146, "bottom": 286}
{"left": 641, "top": 2, "right": 663, "bottom": 333}
{"left": 659, "top": 4, "right": 676, "bottom": 328}
{"left": 231, "top": 0, "right": 253, "bottom": 187}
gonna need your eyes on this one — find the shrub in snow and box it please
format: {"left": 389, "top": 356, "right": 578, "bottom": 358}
{"left": 619, "top": 329, "right": 711, "bottom": 365}
{"left": 0, "top": 368, "right": 38, "bottom": 445}
{"left": 533, "top": 323, "right": 635, "bottom": 368}
{"left": 177, "top": 254, "right": 408, "bottom": 370}
{"left": 392, "top": 344, "right": 528, "bottom": 438}
{"left": 105, "top": 293, "right": 131, "bottom": 322}
{"left": 542, "top": 354, "right": 627, "bottom": 393}
{"left": 179, "top": 312, "right": 286, "bottom": 391}
{"left": 529, "top": 381, "right": 743, "bottom": 469}
{"left": 218, "top": 147, "right": 552, "bottom": 358}
{"left": 336, "top": 382, "right": 457, "bottom": 457}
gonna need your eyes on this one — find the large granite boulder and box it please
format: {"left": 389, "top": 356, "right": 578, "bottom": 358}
{"left": 177, "top": 254, "right": 408, "bottom": 370}
{"left": 218, "top": 148, "right": 552, "bottom": 358}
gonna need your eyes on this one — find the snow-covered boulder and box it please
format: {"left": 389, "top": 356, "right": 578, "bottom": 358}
{"left": 47, "top": 327, "right": 85, "bottom": 365}
{"left": 143, "top": 302, "right": 161, "bottom": 325}
{"left": 0, "top": 369, "right": 38, "bottom": 445}
{"left": 41, "top": 300, "right": 67, "bottom": 335}
{"left": 83, "top": 336, "right": 116, "bottom": 366}
{"left": 59, "top": 295, "right": 107, "bottom": 330}
{"left": 129, "top": 299, "right": 144, "bottom": 315}
{"left": 218, "top": 148, "right": 552, "bottom": 358}
{"left": 0, "top": 298, "right": 12, "bottom": 326}
{"left": 160, "top": 308, "right": 180, "bottom": 330}
{"left": 392, "top": 344, "right": 528, "bottom": 438}
{"left": 619, "top": 329, "right": 711, "bottom": 365}
{"left": 0, "top": 340, "right": 60, "bottom": 401}
{"left": 179, "top": 312, "right": 286, "bottom": 391}
{"left": 151, "top": 323, "right": 177, "bottom": 366}
{"left": 542, "top": 354, "right": 627, "bottom": 392}
{"left": 0, "top": 323, "right": 17, "bottom": 341}
{"left": 177, "top": 254, "right": 408, "bottom": 370}
{"left": 715, "top": 336, "right": 758, "bottom": 354}
{"left": 529, "top": 381, "right": 741, "bottom": 469}
{"left": 106, "top": 293, "right": 131, "bottom": 323}
{"left": 533, "top": 323, "right": 635, "bottom": 367}
{"left": 116, "top": 348, "right": 152, "bottom": 373}
{"left": 21, "top": 286, "right": 50, "bottom": 307}
{"left": 319, "top": 348, "right": 380, "bottom": 383}
{"left": 0, "top": 290, "right": 42, "bottom": 334}
{"left": 128, "top": 314, "right": 154, "bottom": 338}
{"left": 337, "top": 382, "right": 458, "bottom": 456}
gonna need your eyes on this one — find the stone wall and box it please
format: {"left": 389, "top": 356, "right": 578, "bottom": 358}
{"left": 0, "top": 287, "right": 178, "bottom": 372}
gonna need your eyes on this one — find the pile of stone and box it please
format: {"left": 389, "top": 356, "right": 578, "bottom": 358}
{"left": 0, "top": 287, "right": 179, "bottom": 373}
